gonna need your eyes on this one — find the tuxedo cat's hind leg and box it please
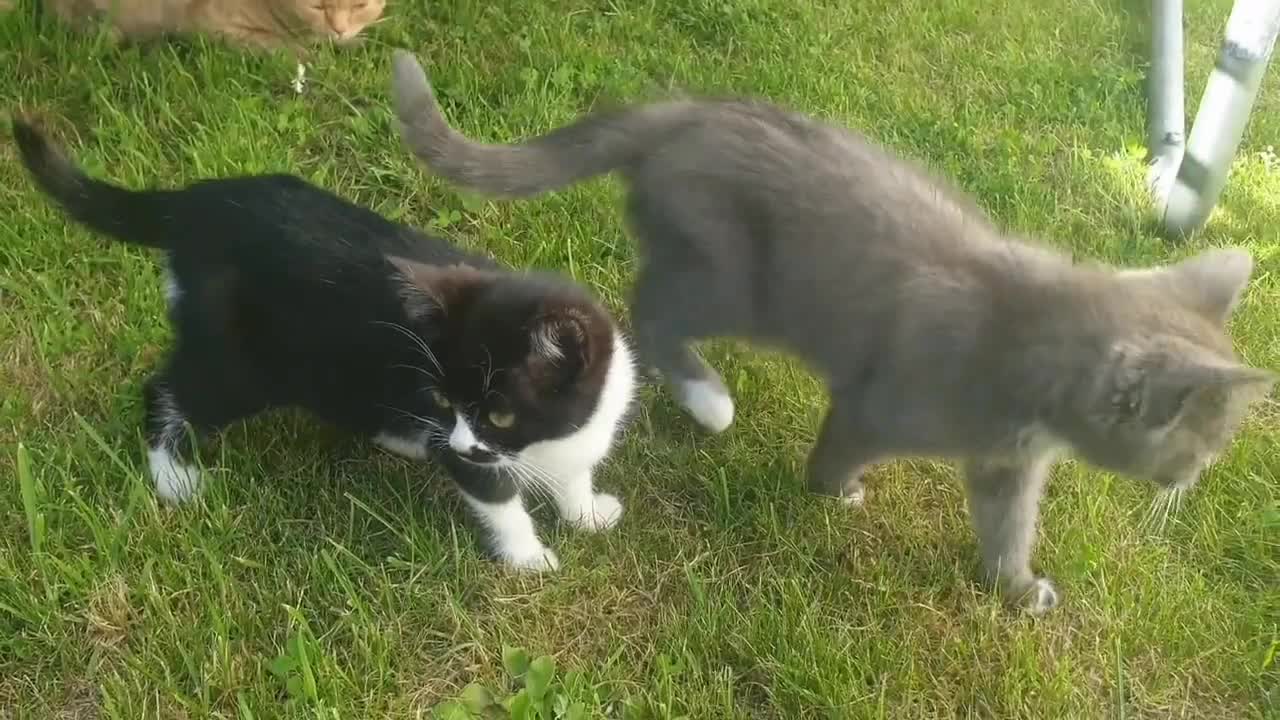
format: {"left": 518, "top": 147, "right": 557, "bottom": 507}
{"left": 143, "top": 349, "right": 267, "bottom": 505}
{"left": 143, "top": 375, "right": 206, "bottom": 504}
{"left": 962, "top": 454, "right": 1059, "bottom": 615}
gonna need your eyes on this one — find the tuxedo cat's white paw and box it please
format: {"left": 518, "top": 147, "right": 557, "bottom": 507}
{"left": 148, "top": 448, "right": 202, "bottom": 505}
{"left": 502, "top": 545, "right": 560, "bottom": 573}
{"left": 675, "top": 379, "right": 735, "bottom": 433}
{"left": 1021, "top": 578, "right": 1060, "bottom": 616}
{"left": 563, "top": 492, "right": 624, "bottom": 531}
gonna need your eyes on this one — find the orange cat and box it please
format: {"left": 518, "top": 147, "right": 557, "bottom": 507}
{"left": 46, "top": 0, "right": 385, "bottom": 48}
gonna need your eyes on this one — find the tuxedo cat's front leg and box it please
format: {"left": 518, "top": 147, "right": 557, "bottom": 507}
{"left": 962, "top": 454, "right": 1058, "bottom": 615}
{"left": 444, "top": 455, "right": 559, "bottom": 572}
{"left": 554, "top": 469, "right": 623, "bottom": 531}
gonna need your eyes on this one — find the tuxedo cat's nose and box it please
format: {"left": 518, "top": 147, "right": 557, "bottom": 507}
{"left": 449, "top": 413, "right": 498, "bottom": 463}
{"left": 456, "top": 447, "right": 500, "bottom": 464}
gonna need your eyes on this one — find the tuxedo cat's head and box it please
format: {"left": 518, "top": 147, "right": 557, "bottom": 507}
{"left": 391, "top": 258, "right": 633, "bottom": 469}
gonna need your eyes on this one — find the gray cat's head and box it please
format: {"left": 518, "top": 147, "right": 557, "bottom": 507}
{"left": 1058, "top": 248, "right": 1275, "bottom": 489}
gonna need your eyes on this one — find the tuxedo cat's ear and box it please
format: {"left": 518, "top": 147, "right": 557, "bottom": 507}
{"left": 527, "top": 308, "right": 594, "bottom": 380}
{"left": 386, "top": 255, "right": 440, "bottom": 319}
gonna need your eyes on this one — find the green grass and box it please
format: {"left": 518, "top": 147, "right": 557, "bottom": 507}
{"left": 2, "top": 0, "right": 1279, "bottom": 717}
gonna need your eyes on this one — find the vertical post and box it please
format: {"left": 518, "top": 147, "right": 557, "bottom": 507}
{"left": 1146, "top": 0, "right": 1186, "bottom": 209}
{"left": 1158, "top": 0, "right": 1280, "bottom": 236}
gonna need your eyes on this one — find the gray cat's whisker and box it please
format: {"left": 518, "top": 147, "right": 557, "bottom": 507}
{"left": 389, "top": 49, "right": 1275, "bottom": 610}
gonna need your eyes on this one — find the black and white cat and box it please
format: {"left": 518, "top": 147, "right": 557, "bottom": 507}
{"left": 13, "top": 118, "right": 636, "bottom": 571}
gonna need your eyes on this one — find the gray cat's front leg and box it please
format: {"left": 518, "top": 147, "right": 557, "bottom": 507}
{"left": 961, "top": 454, "right": 1058, "bottom": 615}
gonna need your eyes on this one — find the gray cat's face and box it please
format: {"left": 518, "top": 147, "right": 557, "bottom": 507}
{"left": 1068, "top": 249, "right": 1275, "bottom": 489}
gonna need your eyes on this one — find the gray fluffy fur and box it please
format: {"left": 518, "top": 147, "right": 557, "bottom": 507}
{"left": 389, "top": 50, "right": 1276, "bottom": 614}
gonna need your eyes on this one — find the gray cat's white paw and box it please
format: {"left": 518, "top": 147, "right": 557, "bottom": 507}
{"left": 563, "top": 492, "right": 623, "bottom": 531}
{"left": 502, "top": 545, "right": 560, "bottom": 573}
{"left": 839, "top": 487, "right": 865, "bottom": 507}
{"left": 675, "top": 379, "right": 735, "bottom": 433}
{"left": 1020, "top": 578, "right": 1060, "bottom": 616}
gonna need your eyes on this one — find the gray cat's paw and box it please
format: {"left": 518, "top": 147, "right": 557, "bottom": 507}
{"left": 1019, "top": 578, "right": 1060, "bottom": 616}
{"left": 674, "top": 378, "right": 735, "bottom": 433}
{"left": 839, "top": 487, "right": 865, "bottom": 507}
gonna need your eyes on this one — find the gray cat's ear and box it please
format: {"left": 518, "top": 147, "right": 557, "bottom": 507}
{"left": 1154, "top": 247, "right": 1254, "bottom": 324}
{"left": 386, "top": 255, "right": 438, "bottom": 319}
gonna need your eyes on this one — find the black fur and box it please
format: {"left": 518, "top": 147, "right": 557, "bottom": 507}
{"left": 12, "top": 118, "right": 619, "bottom": 543}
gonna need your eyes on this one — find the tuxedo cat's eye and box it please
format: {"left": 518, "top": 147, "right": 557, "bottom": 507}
{"left": 430, "top": 389, "right": 451, "bottom": 408}
{"left": 488, "top": 410, "right": 516, "bottom": 428}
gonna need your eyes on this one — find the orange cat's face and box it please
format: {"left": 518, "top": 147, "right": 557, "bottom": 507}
{"left": 296, "top": 0, "right": 384, "bottom": 42}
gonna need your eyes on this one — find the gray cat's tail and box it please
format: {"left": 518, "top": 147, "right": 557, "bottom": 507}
{"left": 390, "top": 50, "right": 698, "bottom": 198}
{"left": 12, "top": 117, "right": 173, "bottom": 250}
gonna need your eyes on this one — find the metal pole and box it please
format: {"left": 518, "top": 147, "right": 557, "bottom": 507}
{"left": 1158, "top": 0, "right": 1280, "bottom": 236}
{"left": 1147, "top": 0, "right": 1186, "bottom": 210}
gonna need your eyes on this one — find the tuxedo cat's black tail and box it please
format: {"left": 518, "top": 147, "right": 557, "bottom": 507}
{"left": 12, "top": 118, "right": 172, "bottom": 249}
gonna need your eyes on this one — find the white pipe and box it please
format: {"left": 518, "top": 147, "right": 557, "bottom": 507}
{"left": 1159, "top": 0, "right": 1280, "bottom": 235}
{"left": 1146, "top": 0, "right": 1186, "bottom": 210}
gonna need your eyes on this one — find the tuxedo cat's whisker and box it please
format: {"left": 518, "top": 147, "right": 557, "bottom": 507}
{"left": 379, "top": 404, "right": 446, "bottom": 434}
{"left": 372, "top": 320, "right": 444, "bottom": 376}
{"left": 390, "top": 363, "right": 440, "bottom": 382}
{"left": 509, "top": 464, "right": 557, "bottom": 503}
{"left": 512, "top": 459, "right": 569, "bottom": 502}
{"left": 510, "top": 462, "right": 557, "bottom": 498}
{"left": 13, "top": 117, "right": 635, "bottom": 573}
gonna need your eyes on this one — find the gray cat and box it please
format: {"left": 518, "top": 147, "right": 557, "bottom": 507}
{"left": 387, "top": 50, "right": 1275, "bottom": 614}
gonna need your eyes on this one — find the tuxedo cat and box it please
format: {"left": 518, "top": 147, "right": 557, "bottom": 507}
{"left": 12, "top": 117, "right": 636, "bottom": 571}
{"left": 388, "top": 51, "right": 1275, "bottom": 612}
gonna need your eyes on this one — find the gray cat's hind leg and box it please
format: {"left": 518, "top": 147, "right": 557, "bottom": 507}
{"left": 961, "top": 454, "right": 1059, "bottom": 615}
{"left": 805, "top": 399, "right": 877, "bottom": 505}
{"left": 631, "top": 267, "right": 736, "bottom": 433}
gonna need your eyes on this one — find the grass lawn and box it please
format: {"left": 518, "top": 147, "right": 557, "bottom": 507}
{"left": 2, "top": 0, "right": 1279, "bottom": 717}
